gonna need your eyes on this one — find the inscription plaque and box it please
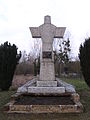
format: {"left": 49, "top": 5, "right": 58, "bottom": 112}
{"left": 43, "top": 51, "right": 52, "bottom": 59}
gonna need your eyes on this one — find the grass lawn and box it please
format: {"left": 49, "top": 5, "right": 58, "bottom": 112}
{"left": 0, "top": 78, "right": 90, "bottom": 120}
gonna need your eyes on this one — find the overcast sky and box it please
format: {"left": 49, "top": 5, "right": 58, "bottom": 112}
{"left": 0, "top": 0, "right": 90, "bottom": 57}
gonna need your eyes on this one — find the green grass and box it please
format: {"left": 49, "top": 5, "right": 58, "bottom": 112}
{"left": 62, "top": 78, "right": 89, "bottom": 91}
{"left": 0, "top": 91, "right": 15, "bottom": 109}
{"left": 0, "top": 79, "right": 90, "bottom": 120}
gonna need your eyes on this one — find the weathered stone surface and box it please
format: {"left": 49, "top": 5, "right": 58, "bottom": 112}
{"left": 37, "top": 81, "right": 57, "bottom": 87}
{"left": 28, "top": 87, "right": 65, "bottom": 94}
{"left": 17, "top": 77, "right": 76, "bottom": 94}
{"left": 17, "top": 78, "right": 37, "bottom": 93}
{"left": 30, "top": 15, "right": 66, "bottom": 82}
{"left": 17, "top": 86, "right": 28, "bottom": 93}
{"left": 4, "top": 102, "right": 13, "bottom": 111}
{"left": 60, "top": 105, "right": 77, "bottom": 113}
{"left": 9, "top": 104, "right": 83, "bottom": 113}
{"left": 76, "top": 102, "right": 83, "bottom": 112}
{"left": 10, "top": 105, "right": 29, "bottom": 111}
{"left": 72, "top": 93, "right": 80, "bottom": 103}
{"left": 56, "top": 78, "right": 76, "bottom": 93}
{"left": 40, "top": 62, "right": 55, "bottom": 81}
{"left": 31, "top": 105, "right": 60, "bottom": 113}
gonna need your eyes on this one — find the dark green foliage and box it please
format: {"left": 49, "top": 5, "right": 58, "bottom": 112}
{"left": 79, "top": 37, "right": 90, "bottom": 87}
{"left": 59, "top": 38, "right": 71, "bottom": 64}
{"left": 0, "top": 41, "right": 21, "bottom": 90}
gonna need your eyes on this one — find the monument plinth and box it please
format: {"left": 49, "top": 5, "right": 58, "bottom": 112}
{"left": 5, "top": 16, "right": 83, "bottom": 113}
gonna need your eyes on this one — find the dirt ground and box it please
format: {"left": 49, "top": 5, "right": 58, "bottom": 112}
{"left": 12, "top": 74, "right": 34, "bottom": 88}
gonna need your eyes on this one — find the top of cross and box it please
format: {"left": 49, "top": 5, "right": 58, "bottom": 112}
{"left": 30, "top": 15, "right": 66, "bottom": 39}
{"left": 44, "top": 15, "right": 51, "bottom": 24}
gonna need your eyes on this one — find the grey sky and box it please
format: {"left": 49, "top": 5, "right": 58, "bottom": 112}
{"left": 0, "top": 0, "right": 90, "bottom": 57}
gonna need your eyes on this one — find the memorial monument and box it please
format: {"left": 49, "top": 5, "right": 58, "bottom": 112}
{"left": 27, "top": 15, "right": 66, "bottom": 94}
{"left": 30, "top": 15, "right": 65, "bottom": 82}
{"left": 5, "top": 15, "right": 83, "bottom": 113}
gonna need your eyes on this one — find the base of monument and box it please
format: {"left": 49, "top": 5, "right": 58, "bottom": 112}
{"left": 4, "top": 77, "right": 83, "bottom": 113}
{"left": 4, "top": 93, "right": 83, "bottom": 113}
{"left": 17, "top": 77, "right": 76, "bottom": 94}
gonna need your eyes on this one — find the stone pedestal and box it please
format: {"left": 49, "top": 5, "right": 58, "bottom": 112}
{"left": 40, "top": 60, "right": 55, "bottom": 81}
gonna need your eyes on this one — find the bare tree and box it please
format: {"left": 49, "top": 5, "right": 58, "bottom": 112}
{"left": 31, "top": 38, "right": 42, "bottom": 59}
{"left": 54, "top": 31, "right": 71, "bottom": 76}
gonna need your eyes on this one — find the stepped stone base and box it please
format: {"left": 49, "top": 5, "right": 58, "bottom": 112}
{"left": 4, "top": 77, "right": 83, "bottom": 113}
{"left": 17, "top": 77, "right": 76, "bottom": 94}
{"left": 37, "top": 80, "right": 57, "bottom": 87}
{"left": 4, "top": 93, "right": 83, "bottom": 113}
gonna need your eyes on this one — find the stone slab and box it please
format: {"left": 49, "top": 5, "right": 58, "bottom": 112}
{"left": 17, "top": 86, "right": 28, "bottom": 93}
{"left": 37, "top": 81, "right": 57, "bottom": 87}
{"left": 56, "top": 78, "right": 76, "bottom": 93}
{"left": 28, "top": 87, "right": 65, "bottom": 95}
{"left": 40, "top": 62, "right": 55, "bottom": 81}
{"left": 9, "top": 103, "right": 83, "bottom": 113}
{"left": 17, "top": 77, "right": 76, "bottom": 94}
{"left": 17, "top": 78, "right": 37, "bottom": 93}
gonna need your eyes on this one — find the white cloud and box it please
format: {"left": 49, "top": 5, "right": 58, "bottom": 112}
{"left": 0, "top": 0, "right": 90, "bottom": 56}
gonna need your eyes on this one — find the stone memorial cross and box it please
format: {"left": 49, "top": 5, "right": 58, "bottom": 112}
{"left": 30, "top": 15, "right": 66, "bottom": 86}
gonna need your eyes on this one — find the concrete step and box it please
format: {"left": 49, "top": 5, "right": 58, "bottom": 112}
{"left": 37, "top": 80, "right": 57, "bottom": 87}
{"left": 28, "top": 87, "right": 65, "bottom": 95}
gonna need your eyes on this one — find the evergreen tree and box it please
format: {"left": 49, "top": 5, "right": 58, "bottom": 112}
{"left": 79, "top": 37, "right": 90, "bottom": 87}
{"left": 0, "top": 41, "right": 21, "bottom": 90}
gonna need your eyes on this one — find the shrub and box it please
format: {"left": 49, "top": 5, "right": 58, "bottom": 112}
{"left": 0, "top": 41, "right": 21, "bottom": 90}
{"left": 79, "top": 37, "right": 90, "bottom": 87}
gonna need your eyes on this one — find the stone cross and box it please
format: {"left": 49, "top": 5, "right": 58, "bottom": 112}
{"left": 30, "top": 15, "right": 66, "bottom": 86}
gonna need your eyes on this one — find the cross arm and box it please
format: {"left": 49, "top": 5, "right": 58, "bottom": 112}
{"left": 54, "top": 27, "right": 66, "bottom": 38}
{"left": 29, "top": 27, "right": 41, "bottom": 38}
